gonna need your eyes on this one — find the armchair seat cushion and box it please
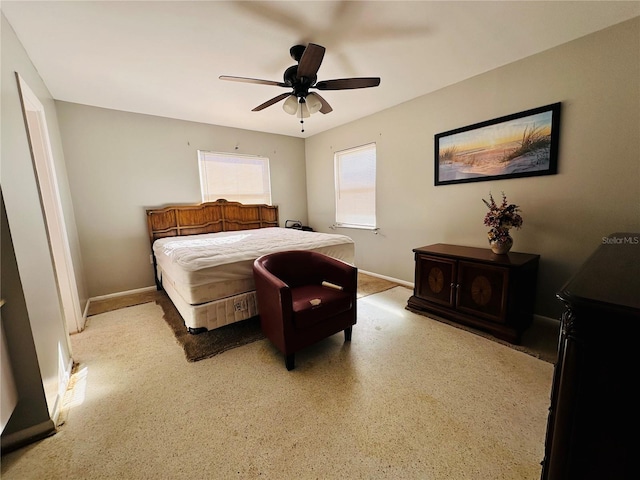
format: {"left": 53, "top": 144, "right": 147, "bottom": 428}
{"left": 291, "top": 285, "right": 353, "bottom": 329}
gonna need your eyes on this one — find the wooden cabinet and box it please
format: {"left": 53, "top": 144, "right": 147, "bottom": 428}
{"left": 407, "top": 244, "right": 539, "bottom": 344}
{"left": 540, "top": 233, "right": 639, "bottom": 480}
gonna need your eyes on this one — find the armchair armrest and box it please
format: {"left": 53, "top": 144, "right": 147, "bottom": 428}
{"left": 312, "top": 255, "right": 358, "bottom": 295}
{"left": 253, "top": 259, "right": 294, "bottom": 347}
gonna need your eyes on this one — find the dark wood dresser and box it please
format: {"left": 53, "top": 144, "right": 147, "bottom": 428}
{"left": 540, "top": 233, "right": 640, "bottom": 480}
{"left": 407, "top": 243, "right": 539, "bottom": 344}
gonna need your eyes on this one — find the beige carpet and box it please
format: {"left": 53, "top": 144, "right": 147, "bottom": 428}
{"left": 87, "top": 273, "right": 557, "bottom": 363}
{"left": 86, "top": 273, "right": 402, "bottom": 363}
{"left": 1, "top": 286, "right": 554, "bottom": 479}
{"left": 409, "top": 310, "right": 559, "bottom": 364}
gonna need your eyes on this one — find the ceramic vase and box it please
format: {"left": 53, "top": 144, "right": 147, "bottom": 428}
{"left": 489, "top": 231, "right": 513, "bottom": 254}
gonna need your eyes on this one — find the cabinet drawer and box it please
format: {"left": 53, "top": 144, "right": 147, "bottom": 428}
{"left": 415, "top": 255, "right": 456, "bottom": 307}
{"left": 456, "top": 261, "right": 508, "bottom": 323}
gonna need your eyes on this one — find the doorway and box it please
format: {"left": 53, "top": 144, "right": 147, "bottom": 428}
{"left": 16, "top": 73, "right": 84, "bottom": 335}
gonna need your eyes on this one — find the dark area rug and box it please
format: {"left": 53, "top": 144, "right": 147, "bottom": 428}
{"left": 152, "top": 272, "right": 400, "bottom": 362}
{"left": 356, "top": 273, "right": 398, "bottom": 298}
{"left": 155, "top": 293, "right": 265, "bottom": 362}
{"left": 87, "top": 274, "right": 402, "bottom": 362}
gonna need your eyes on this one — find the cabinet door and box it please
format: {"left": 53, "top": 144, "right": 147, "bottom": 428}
{"left": 415, "top": 255, "right": 456, "bottom": 307}
{"left": 456, "top": 261, "right": 508, "bottom": 323}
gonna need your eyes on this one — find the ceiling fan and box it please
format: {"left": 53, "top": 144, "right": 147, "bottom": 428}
{"left": 219, "top": 43, "right": 380, "bottom": 132}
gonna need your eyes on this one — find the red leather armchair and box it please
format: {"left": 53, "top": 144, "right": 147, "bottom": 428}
{"left": 253, "top": 250, "right": 357, "bottom": 370}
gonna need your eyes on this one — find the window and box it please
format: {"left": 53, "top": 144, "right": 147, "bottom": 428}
{"left": 198, "top": 151, "right": 272, "bottom": 205}
{"left": 334, "top": 143, "right": 377, "bottom": 228}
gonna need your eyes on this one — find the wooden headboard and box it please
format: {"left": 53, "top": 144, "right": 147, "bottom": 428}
{"left": 145, "top": 199, "right": 279, "bottom": 247}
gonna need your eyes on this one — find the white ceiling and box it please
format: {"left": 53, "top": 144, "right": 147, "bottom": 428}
{"left": 3, "top": 1, "right": 639, "bottom": 138}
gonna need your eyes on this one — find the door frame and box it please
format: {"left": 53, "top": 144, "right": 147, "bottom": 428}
{"left": 16, "top": 73, "right": 84, "bottom": 335}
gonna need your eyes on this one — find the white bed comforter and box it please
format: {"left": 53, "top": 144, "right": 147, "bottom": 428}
{"left": 153, "top": 227, "right": 354, "bottom": 271}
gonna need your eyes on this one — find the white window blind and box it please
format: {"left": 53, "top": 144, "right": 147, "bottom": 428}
{"left": 334, "top": 143, "right": 377, "bottom": 228}
{"left": 198, "top": 151, "right": 272, "bottom": 205}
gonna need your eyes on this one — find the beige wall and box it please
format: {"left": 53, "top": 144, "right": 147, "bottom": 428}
{"left": 305, "top": 17, "right": 640, "bottom": 318}
{"left": 1, "top": 13, "right": 76, "bottom": 443}
{"left": 56, "top": 103, "right": 307, "bottom": 297}
{"left": 55, "top": 18, "right": 639, "bottom": 317}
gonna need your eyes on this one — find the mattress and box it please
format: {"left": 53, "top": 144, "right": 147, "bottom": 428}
{"left": 153, "top": 227, "right": 355, "bottom": 306}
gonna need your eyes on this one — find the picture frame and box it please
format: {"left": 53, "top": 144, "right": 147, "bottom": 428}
{"left": 434, "top": 102, "right": 561, "bottom": 186}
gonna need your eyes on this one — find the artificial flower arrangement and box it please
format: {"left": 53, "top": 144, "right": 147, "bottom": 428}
{"left": 482, "top": 192, "right": 523, "bottom": 244}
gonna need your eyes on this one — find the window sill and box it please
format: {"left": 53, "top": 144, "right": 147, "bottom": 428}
{"left": 331, "top": 224, "right": 380, "bottom": 234}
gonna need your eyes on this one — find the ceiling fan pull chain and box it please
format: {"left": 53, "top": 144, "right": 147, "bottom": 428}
{"left": 300, "top": 99, "right": 305, "bottom": 132}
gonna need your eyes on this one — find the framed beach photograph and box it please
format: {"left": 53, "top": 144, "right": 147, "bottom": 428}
{"left": 434, "top": 103, "right": 561, "bottom": 186}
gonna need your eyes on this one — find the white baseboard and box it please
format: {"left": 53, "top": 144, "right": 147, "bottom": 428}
{"left": 88, "top": 285, "right": 157, "bottom": 303}
{"left": 81, "top": 286, "right": 157, "bottom": 331}
{"left": 359, "top": 269, "right": 414, "bottom": 289}
{"left": 82, "top": 299, "right": 91, "bottom": 322}
{"left": 50, "top": 356, "right": 75, "bottom": 427}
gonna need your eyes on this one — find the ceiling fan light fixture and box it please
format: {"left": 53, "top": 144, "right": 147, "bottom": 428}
{"left": 282, "top": 95, "right": 298, "bottom": 115}
{"left": 305, "top": 93, "right": 322, "bottom": 114}
{"left": 298, "top": 101, "right": 310, "bottom": 119}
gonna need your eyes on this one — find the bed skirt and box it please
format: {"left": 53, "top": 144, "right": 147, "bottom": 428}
{"left": 161, "top": 275, "right": 258, "bottom": 333}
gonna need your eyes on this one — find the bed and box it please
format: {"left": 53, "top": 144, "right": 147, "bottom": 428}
{"left": 146, "top": 200, "right": 355, "bottom": 333}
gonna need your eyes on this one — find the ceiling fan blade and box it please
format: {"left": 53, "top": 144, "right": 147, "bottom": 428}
{"left": 297, "top": 43, "right": 325, "bottom": 79}
{"left": 219, "top": 75, "right": 287, "bottom": 87}
{"left": 315, "top": 77, "right": 381, "bottom": 90}
{"left": 312, "top": 93, "right": 333, "bottom": 114}
{"left": 252, "top": 93, "right": 291, "bottom": 111}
